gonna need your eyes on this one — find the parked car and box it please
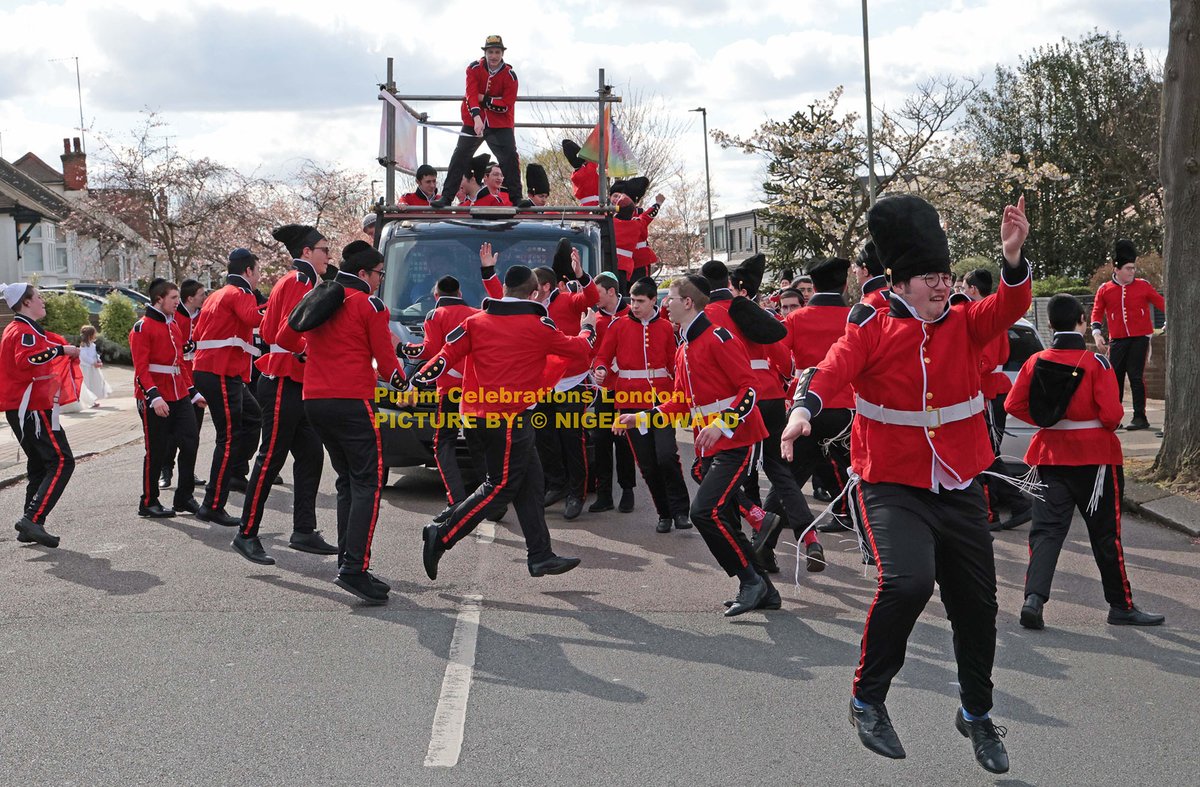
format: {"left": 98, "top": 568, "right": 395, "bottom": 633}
{"left": 998, "top": 318, "right": 1045, "bottom": 463}
{"left": 41, "top": 286, "right": 146, "bottom": 317}
{"left": 54, "top": 281, "right": 150, "bottom": 305}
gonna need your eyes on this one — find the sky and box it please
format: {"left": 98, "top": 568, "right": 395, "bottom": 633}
{"left": 0, "top": 0, "right": 1170, "bottom": 213}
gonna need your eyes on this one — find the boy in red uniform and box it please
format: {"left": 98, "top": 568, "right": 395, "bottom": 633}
{"left": 231, "top": 224, "right": 337, "bottom": 566}
{"left": 130, "top": 278, "right": 204, "bottom": 518}
{"left": 595, "top": 277, "right": 690, "bottom": 532}
{"left": 472, "top": 164, "right": 513, "bottom": 207}
{"left": 587, "top": 272, "right": 637, "bottom": 515}
{"left": 161, "top": 278, "right": 208, "bottom": 491}
{"left": 400, "top": 164, "right": 439, "bottom": 207}
{"left": 561, "top": 140, "right": 599, "bottom": 206}
{"left": 1089, "top": 239, "right": 1166, "bottom": 431}
{"left": 1, "top": 283, "right": 80, "bottom": 547}
{"left": 1005, "top": 294, "right": 1164, "bottom": 629}
{"left": 854, "top": 241, "right": 888, "bottom": 310}
{"left": 416, "top": 265, "right": 595, "bottom": 582}
{"left": 191, "top": 248, "right": 264, "bottom": 526}
{"left": 436, "top": 35, "right": 521, "bottom": 205}
{"left": 783, "top": 194, "right": 1030, "bottom": 774}
{"left": 281, "top": 241, "right": 405, "bottom": 604}
{"left": 621, "top": 275, "right": 775, "bottom": 617}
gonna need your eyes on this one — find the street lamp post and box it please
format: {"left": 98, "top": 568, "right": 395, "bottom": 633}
{"left": 689, "top": 107, "right": 714, "bottom": 261}
{"left": 861, "top": 0, "right": 877, "bottom": 205}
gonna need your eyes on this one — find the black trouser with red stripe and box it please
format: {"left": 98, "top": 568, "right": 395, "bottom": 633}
{"left": 593, "top": 398, "right": 635, "bottom": 500}
{"left": 434, "top": 391, "right": 467, "bottom": 505}
{"left": 749, "top": 398, "right": 815, "bottom": 543}
{"left": 626, "top": 419, "right": 690, "bottom": 518}
{"left": 981, "top": 394, "right": 1025, "bottom": 515}
{"left": 692, "top": 446, "right": 768, "bottom": 576}
{"left": 853, "top": 480, "right": 997, "bottom": 717}
{"left": 434, "top": 416, "right": 553, "bottom": 563}
{"left": 240, "top": 376, "right": 323, "bottom": 537}
{"left": 536, "top": 383, "right": 590, "bottom": 499}
{"left": 305, "top": 398, "right": 384, "bottom": 574}
{"left": 1025, "top": 464, "right": 1133, "bottom": 610}
{"left": 164, "top": 403, "right": 204, "bottom": 479}
{"left": 137, "top": 398, "right": 199, "bottom": 509}
{"left": 1110, "top": 335, "right": 1150, "bottom": 421}
{"left": 6, "top": 409, "right": 74, "bottom": 526}
{"left": 443, "top": 126, "right": 522, "bottom": 202}
{"left": 194, "top": 371, "right": 262, "bottom": 513}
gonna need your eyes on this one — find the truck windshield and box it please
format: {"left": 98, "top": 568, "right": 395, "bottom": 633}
{"left": 380, "top": 231, "right": 595, "bottom": 322}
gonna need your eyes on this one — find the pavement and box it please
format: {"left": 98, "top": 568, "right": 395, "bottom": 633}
{"left": 1, "top": 381, "right": 1199, "bottom": 785}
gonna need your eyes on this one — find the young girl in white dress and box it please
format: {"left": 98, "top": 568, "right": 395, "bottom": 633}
{"left": 78, "top": 324, "right": 112, "bottom": 406}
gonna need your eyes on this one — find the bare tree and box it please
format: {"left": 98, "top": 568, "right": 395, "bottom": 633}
{"left": 649, "top": 172, "right": 716, "bottom": 273}
{"left": 1152, "top": 1, "right": 1200, "bottom": 485}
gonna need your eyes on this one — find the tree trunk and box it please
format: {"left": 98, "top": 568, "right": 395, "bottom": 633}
{"left": 1153, "top": 0, "right": 1200, "bottom": 483}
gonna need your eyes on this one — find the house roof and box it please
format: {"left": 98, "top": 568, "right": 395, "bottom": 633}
{"left": 0, "top": 158, "right": 72, "bottom": 221}
{"left": 11, "top": 152, "right": 65, "bottom": 185}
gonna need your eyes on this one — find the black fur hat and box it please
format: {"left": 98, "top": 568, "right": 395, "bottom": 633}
{"left": 526, "top": 163, "right": 550, "bottom": 196}
{"left": 561, "top": 139, "right": 585, "bottom": 170}
{"left": 867, "top": 194, "right": 951, "bottom": 283}
{"left": 700, "top": 260, "right": 729, "bottom": 288}
{"left": 272, "top": 224, "right": 324, "bottom": 258}
{"left": 734, "top": 254, "right": 767, "bottom": 298}
{"left": 1113, "top": 239, "right": 1137, "bottom": 264}
{"left": 806, "top": 256, "right": 850, "bottom": 293}
{"left": 856, "top": 240, "right": 884, "bottom": 277}
{"left": 729, "top": 296, "right": 787, "bottom": 344}
{"left": 341, "top": 240, "right": 384, "bottom": 274}
{"left": 288, "top": 279, "right": 345, "bottom": 332}
{"left": 552, "top": 238, "right": 575, "bottom": 282}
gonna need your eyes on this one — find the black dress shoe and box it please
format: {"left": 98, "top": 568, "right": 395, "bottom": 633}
{"left": 429, "top": 196, "right": 449, "bottom": 208}
{"left": 750, "top": 512, "right": 783, "bottom": 554}
{"left": 433, "top": 505, "right": 457, "bottom": 524}
{"left": 563, "top": 495, "right": 584, "bottom": 520}
{"left": 655, "top": 517, "right": 672, "bottom": 533}
{"left": 195, "top": 507, "right": 242, "bottom": 527}
{"left": 673, "top": 513, "right": 692, "bottom": 530}
{"left": 485, "top": 504, "right": 507, "bottom": 522}
{"left": 227, "top": 476, "right": 249, "bottom": 494}
{"left": 1020, "top": 594, "right": 1044, "bottom": 630}
{"left": 365, "top": 572, "right": 391, "bottom": 593}
{"left": 723, "top": 581, "right": 781, "bottom": 610}
{"left": 334, "top": 572, "right": 389, "bottom": 605}
{"left": 955, "top": 707, "right": 1009, "bottom": 774}
{"left": 724, "top": 575, "right": 768, "bottom": 617}
{"left": 528, "top": 554, "right": 581, "bottom": 577}
{"left": 816, "top": 517, "right": 845, "bottom": 533}
{"left": 813, "top": 486, "right": 833, "bottom": 503}
{"left": 996, "top": 497, "right": 1032, "bottom": 531}
{"left": 231, "top": 534, "right": 276, "bottom": 565}
{"left": 516, "top": 198, "right": 535, "bottom": 209}
{"left": 14, "top": 517, "right": 59, "bottom": 548}
{"left": 543, "top": 488, "right": 567, "bottom": 508}
{"left": 806, "top": 541, "right": 826, "bottom": 572}
{"left": 138, "top": 503, "right": 177, "bottom": 518}
{"left": 1107, "top": 604, "right": 1165, "bottom": 626}
{"left": 422, "top": 523, "right": 445, "bottom": 580}
{"left": 849, "top": 700, "right": 906, "bottom": 759}
{"left": 159, "top": 471, "right": 172, "bottom": 489}
{"left": 618, "top": 488, "right": 635, "bottom": 513}
{"left": 289, "top": 530, "right": 338, "bottom": 555}
{"left": 588, "top": 494, "right": 614, "bottom": 513}
{"left": 173, "top": 498, "right": 202, "bottom": 515}
{"left": 759, "top": 549, "right": 780, "bottom": 574}
{"left": 193, "top": 476, "right": 206, "bottom": 487}
{"left": 1125, "top": 416, "right": 1151, "bottom": 431}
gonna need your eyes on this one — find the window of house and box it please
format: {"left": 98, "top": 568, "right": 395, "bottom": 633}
{"left": 20, "top": 222, "right": 69, "bottom": 275}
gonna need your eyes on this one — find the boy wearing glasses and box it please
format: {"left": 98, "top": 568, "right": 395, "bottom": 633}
{"left": 782, "top": 194, "right": 1031, "bottom": 774}
{"left": 230, "top": 225, "right": 338, "bottom": 565}
{"left": 1089, "top": 239, "right": 1165, "bottom": 431}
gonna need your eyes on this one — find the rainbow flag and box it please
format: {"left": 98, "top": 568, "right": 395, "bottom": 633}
{"left": 579, "top": 107, "right": 638, "bottom": 177}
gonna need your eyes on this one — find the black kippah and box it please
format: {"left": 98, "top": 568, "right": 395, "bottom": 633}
{"left": 437, "top": 275, "right": 460, "bottom": 295}
{"left": 504, "top": 265, "right": 533, "bottom": 288}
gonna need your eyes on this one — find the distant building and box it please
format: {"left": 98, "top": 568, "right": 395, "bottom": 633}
{"left": 701, "top": 208, "right": 772, "bottom": 264}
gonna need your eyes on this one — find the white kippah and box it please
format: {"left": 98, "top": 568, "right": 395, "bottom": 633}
{"left": 2, "top": 281, "right": 30, "bottom": 309}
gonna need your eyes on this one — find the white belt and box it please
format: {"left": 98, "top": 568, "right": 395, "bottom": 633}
{"left": 992, "top": 365, "right": 1005, "bottom": 374}
{"left": 268, "top": 344, "right": 292, "bottom": 354}
{"left": 447, "top": 368, "right": 464, "bottom": 379}
{"left": 616, "top": 248, "right": 634, "bottom": 258}
{"left": 579, "top": 196, "right": 599, "bottom": 206}
{"left": 635, "top": 242, "right": 648, "bottom": 249}
{"left": 1046, "top": 418, "right": 1104, "bottom": 430}
{"left": 195, "top": 337, "right": 261, "bottom": 357}
{"left": 855, "top": 393, "right": 984, "bottom": 428}
{"left": 618, "top": 368, "right": 670, "bottom": 379}
{"left": 148, "top": 364, "right": 180, "bottom": 375}
{"left": 749, "top": 359, "right": 771, "bottom": 370}
{"left": 693, "top": 396, "right": 735, "bottom": 417}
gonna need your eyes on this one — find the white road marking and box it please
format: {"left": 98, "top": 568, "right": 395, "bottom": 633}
{"left": 425, "top": 594, "right": 483, "bottom": 768}
{"left": 475, "top": 521, "right": 495, "bottom": 543}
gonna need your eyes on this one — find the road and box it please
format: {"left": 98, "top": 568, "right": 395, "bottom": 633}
{"left": 2, "top": 434, "right": 1198, "bottom": 786}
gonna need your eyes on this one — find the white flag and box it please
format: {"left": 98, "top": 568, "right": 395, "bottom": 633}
{"left": 378, "top": 91, "right": 418, "bottom": 172}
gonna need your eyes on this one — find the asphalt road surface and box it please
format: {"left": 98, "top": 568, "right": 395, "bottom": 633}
{"left": 2, "top": 435, "right": 1197, "bottom": 786}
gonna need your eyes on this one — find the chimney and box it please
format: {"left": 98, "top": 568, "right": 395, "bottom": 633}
{"left": 61, "top": 137, "right": 87, "bottom": 191}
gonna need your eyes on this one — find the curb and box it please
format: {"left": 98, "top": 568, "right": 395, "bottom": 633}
{"left": 1123, "top": 496, "right": 1200, "bottom": 538}
{"left": 0, "top": 429, "right": 144, "bottom": 491}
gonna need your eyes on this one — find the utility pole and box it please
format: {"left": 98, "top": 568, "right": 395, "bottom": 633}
{"left": 49, "top": 56, "right": 87, "bottom": 152}
{"left": 689, "top": 107, "right": 714, "bottom": 254}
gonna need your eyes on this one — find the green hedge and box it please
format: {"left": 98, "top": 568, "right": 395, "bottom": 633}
{"left": 99, "top": 293, "right": 138, "bottom": 349}
{"left": 1032, "top": 275, "right": 1093, "bottom": 298}
{"left": 42, "top": 291, "right": 91, "bottom": 337}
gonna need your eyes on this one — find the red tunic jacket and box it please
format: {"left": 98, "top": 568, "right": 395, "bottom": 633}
{"left": 705, "top": 290, "right": 789, "bottom": 401}
{"left": 285, "top": 272, "right": 403, "bottom": 400}
{"left": 192, "top": 275, "right": 263, "bottom": 380}
{"left": 632, "top": 204, "right": 660, "bottom": 269}
{"left": 613, "top": 211, "right": 654, "bottom": 275}
{"left": 415, "top": 298, "right": 595, "bottom": 417}
{"left": 593, "top": 310, "right": 677, "bottom": 411}
{"left": 130, "top": 306, "right": 195, "bottom": 404}
{"left": 1090, "top": 277, "right": 1165, "bottom": 339}
{"left": 411, "top": 296, "right": 480, "bottom": 395}
{"left": 0, "top": 315, "right": 70, "bottom": 412}
{"left": 459, "top": 58, "right": 518, "bottom": 130}
{"left": 1005, "top": 332, "right": 1124, "bottom": 467}
{"left": 783, "top": 293, "right": 853, "bottom": 409}
{"left": 472, "top": 187, "right": 513, "bottom": 207}
{"left": 979, "top": 328, "right": 1012, "bottom": 400}
{"left": 653, "top": 312, "right": 767, "bottom": 456}
{"left": 860, "top": 276, "right": 889, "bottom": 310}
{"left": 401, "top": 190, "right": 434, "bottom": 206}
{"left": 255, "top": 260, "right": 318, "bottom": 384}
{"left": 798, "top": 262, "right": 1032, "bottom": 489}
{"left": 571, "top": 162, "right": 599, "bottom": 206}
{"left": 546, "top": 275, "right": 600, "bottom": 377}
